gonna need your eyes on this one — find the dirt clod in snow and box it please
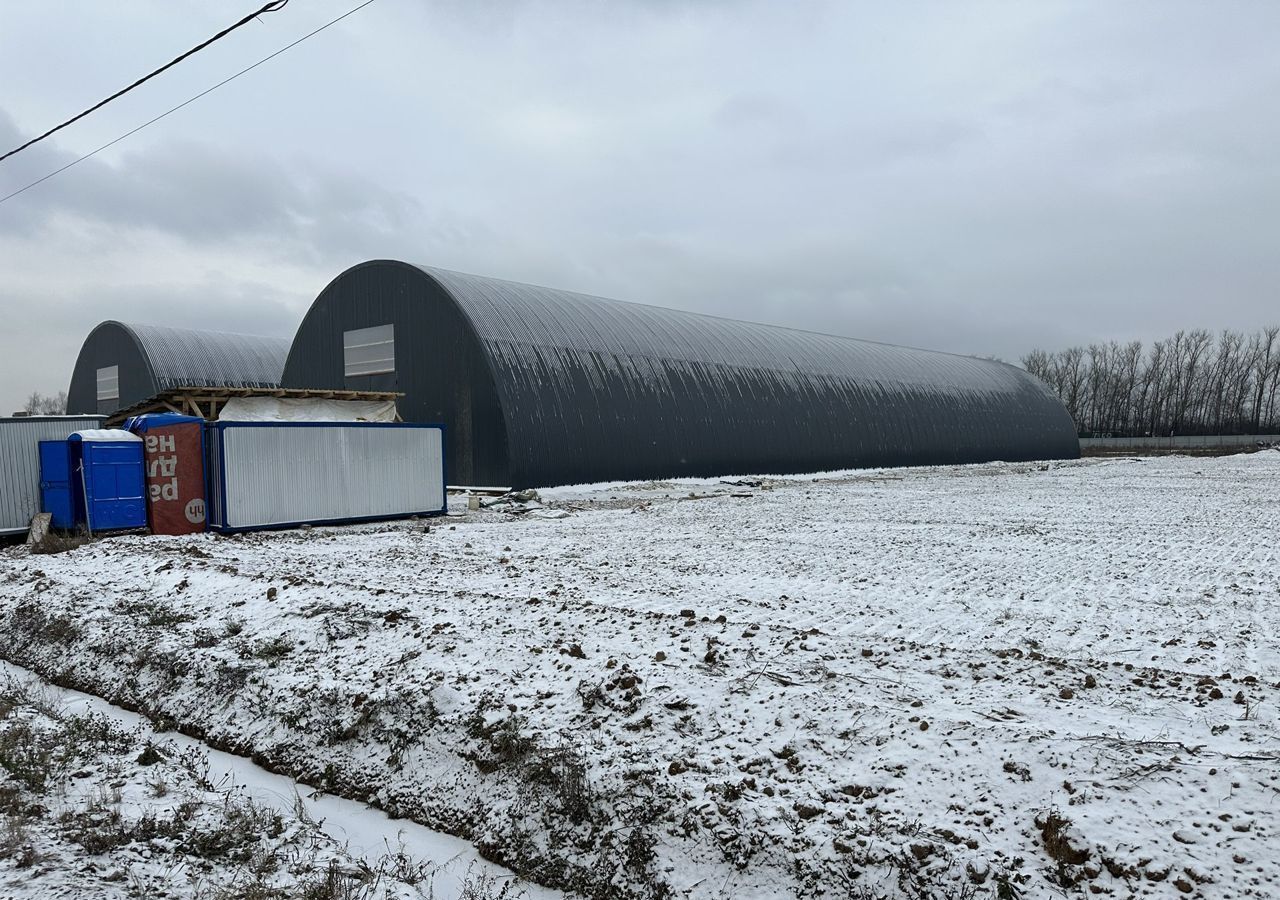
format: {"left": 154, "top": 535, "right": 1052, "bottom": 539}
{"left": 1037, "top": 810, "right": 1091, "bottom": 866}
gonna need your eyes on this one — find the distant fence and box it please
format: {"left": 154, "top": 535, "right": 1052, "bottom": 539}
{"left": 1079, "top": 434, "right": 1280, "bottom": 453}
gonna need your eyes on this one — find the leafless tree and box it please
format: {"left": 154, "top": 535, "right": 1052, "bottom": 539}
{"left": 1248, "top": 326, "right": 1279, "bottom": 431}
{"left": 1023, "top": 326, "right": 1280, "bottom": 436}
{"left": 21, "top": 391, "right": 67, "bottom": 416}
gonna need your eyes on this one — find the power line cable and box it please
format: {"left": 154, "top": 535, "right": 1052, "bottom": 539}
{"left": 0, "top": 1, "right": 291, "bottom": 164}
{"left": 0, "top": 0, "right": 378, "bottom": 207}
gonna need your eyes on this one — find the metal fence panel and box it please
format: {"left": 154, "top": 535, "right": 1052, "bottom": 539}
{"left": 1079, "top": 434, "right": 1280, "bottom": 451}
{"left": 0, "top": 417, "right": 105, "bottom": 534}
{"left": 211, "top": 422, "right": 445, "bottom": 531}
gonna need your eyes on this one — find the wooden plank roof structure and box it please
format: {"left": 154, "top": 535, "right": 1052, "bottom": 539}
{"left": 104, "top": 386, "right": 402, "bottom": 426}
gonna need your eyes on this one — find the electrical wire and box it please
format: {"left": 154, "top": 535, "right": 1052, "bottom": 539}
{"left": 0, "top": 1, "right": 290, "bottom": 163}
{"left": 0, "top": 0, "right": 378, "bottom": 207}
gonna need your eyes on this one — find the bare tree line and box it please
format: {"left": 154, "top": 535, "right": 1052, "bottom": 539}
{"left": 1023, "top": 327, "right": 1280, "bottom": 437}
{"left": 17, "top": 391, "right": 67, "bottom": 416}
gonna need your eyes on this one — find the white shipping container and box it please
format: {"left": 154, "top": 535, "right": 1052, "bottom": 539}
{"left": 208, "top": 422, "right": 446, "bottom": 531}
{"left": 0, "top": 416, "right": 105, "bottom": 535}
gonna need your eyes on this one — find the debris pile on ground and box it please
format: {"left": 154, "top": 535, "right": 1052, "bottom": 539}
{"left": 479, "top": 489, "right": 571, "bottom": 519}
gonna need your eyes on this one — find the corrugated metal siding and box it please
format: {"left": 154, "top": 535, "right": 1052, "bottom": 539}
{"left": 208, "top": 430, "right": 225, "bottom": 527}
{"left": 124, "top": 323, "right": 291, "bottom": 391}
{"left": 0, "top": 417, "right": 105, "bottom": 534}
{"left": 418, "top": 265, "right": 1079, "bottom": 486}
{"left": 211, "top": 423, "right": 445, "bottom": 531}
{"left": 282, "top": 260, "right": 1080, "bottom": 488}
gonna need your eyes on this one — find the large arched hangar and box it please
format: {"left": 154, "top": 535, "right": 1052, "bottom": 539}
{"left": 282, "top": 260, "right": 1079, "bottom": 488}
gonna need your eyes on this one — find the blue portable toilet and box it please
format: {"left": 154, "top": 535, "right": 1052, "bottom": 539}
{"left": 68, "top": 429, "right": 147, "bottom": 533}
{"left": 38, "top": 440, "right": 77, "bottom": 529}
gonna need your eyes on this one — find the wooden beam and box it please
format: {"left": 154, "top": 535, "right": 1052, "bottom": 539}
{"left": 105, "top": 386, "right": 404, "bottom": 424}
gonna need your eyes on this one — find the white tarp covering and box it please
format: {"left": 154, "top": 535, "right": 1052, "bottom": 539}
{"left": 217, "top": 397, "right": 397, "bottom": 423}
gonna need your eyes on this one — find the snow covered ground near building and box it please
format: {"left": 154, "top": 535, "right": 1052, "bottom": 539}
{"left": 2, "top": 452, "right": 1278, "bottom": 898}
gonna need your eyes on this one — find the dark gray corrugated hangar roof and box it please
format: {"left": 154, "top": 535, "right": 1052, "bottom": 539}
{"left": 67, "top": 321, "right": 290, "bottom": 415}
{"left": 283, "top": 260, "right": 1080, "bottom": 488}
{"left": 121, "top": 323, "right": 291, "bottom": 390}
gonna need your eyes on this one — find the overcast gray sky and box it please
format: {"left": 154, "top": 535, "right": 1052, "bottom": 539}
{"left": 1, "top": 0, "right": 1277, "bottom": 413}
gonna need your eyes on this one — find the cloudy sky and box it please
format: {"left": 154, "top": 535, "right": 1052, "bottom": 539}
{"left": 1, "top": 0, "right": 1277, "bottom": 413}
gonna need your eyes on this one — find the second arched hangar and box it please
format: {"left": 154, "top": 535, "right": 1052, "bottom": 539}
{"left": 66, "top": 321, "right": 291, "bottom": 416}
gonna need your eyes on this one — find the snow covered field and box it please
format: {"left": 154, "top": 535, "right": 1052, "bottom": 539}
{"left": 0, "top": 660, "right": 557, "bottom": 900}
{"left": 2, "top": 452, "right": 1278, "bottom": 898}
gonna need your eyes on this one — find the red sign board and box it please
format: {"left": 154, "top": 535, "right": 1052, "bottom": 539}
{"left": 141, "top": 423, "right": 206, "bottom": 534}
